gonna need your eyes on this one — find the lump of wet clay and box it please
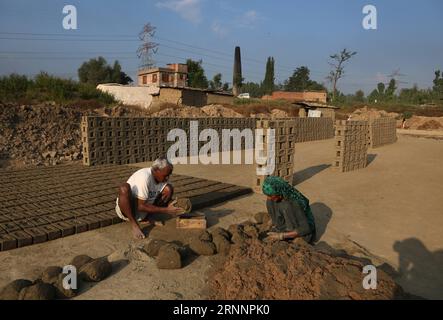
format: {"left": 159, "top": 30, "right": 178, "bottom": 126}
{"left": 243, "top": 224, "right": 259, "bottom": 239}
{"left": 79, "top": 257, "right": 112, "bottom": 282}
{"left": 212, "top": 235, "right": 231, "bottom": 255}
{"left": 18, "top": 283, "right": 56, "bottom": 300}
{"left": 211, "top": 227, "right": 231, "bottom": 241}
{"left": 144, "top": 239, "right": 168, "bottom": 257}
{"left": 175, "top": 198, "right": 192, "bottom": 213}
{"left": 70, "top": 255, "right": 93, "bottom": 270}
{"left": 254, "top": 211, "right": 270, "bottom": 224}
{"left": 54, "top": 273, "right": 78, "bottom": 299}
{"left": 190, "top": 232, "right": 216, "bottom": 256}
{"left": 157, "top": 244, "right": 182, "bottom": 269}
{"left": 0, "top": 279, "right": 33, "bottom": 300}
{"left": 41, "top": 266, "right": 63, "bottom": 284}
{"left": 228, "top": 224, "right": 250, "bottom": 244}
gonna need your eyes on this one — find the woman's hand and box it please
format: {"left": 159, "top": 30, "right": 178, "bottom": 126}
{"left": 267, "top": 232, "right": 285, "bottom": 240}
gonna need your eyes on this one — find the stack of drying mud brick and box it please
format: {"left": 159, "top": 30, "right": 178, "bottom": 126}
{"left": 332, "top": 120, "right": 370, "bottom": 172}
{"left": 294, "top": 117, "right": 334, "bottom": 142}
{"left": 369, "top": 117, "right": 397, "bottom": 148}
{"left": 253, "top": 119, "right": 295, "bottom": 193}
{"left": 81, "top": 116, "right": 256, "bottom": 166}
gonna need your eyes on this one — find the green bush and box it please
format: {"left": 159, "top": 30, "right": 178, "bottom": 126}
{"left": 0, "top": 73, "right": 29, "bottom": 100}
{"left": 0, "top": 72, "right": 116, "bottom": 106}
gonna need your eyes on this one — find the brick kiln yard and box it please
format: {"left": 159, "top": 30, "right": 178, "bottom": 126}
{"left": 0, "top": 134, "right": 442, "bottom": 300}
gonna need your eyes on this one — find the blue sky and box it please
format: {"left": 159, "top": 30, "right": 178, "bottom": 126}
{"left": 0, "top": 0, "right": 442, "bottom": 94}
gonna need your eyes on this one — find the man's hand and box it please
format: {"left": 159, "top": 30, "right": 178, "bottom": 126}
{"left": 161, "top": 186, "right": 172, "bottom": 202}
{"left": 165, "top": 200, "right": 184, "bottom": 215}
{"left": 267, "top": 232, "right": 285, "bottom": 241}
{"left": 131, "top": 223, "right": 145, "bottom": 240}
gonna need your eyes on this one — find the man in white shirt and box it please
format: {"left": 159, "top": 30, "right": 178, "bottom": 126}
{"left": 115, "top": 157, "right": 182, "bottom": 239}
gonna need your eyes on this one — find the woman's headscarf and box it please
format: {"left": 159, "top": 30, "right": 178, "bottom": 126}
{"left": 262, "top": 176, "right": 316, "bottom": 239}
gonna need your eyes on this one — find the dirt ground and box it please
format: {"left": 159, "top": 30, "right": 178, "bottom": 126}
{"left": 0, "top": 134, "right": 442, "bottom": 299}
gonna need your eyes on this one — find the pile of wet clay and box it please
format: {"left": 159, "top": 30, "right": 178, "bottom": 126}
{"left": 125, "top": 226, "right": 235, "bottom": 270}
{"left": 0, "top": 255, "right": 112, "bottom": 300}
{"left": 207, "top": 212, "right": 411, "bottom": 300}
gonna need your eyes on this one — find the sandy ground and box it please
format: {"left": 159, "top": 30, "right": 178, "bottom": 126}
{"left": 0, "top": 133, "right": 442, "bottom": 299}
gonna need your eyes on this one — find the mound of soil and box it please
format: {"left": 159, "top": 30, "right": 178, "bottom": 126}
{"left": 201, "top": 105, "right": 243, "bottom": 118}
{"left": 416, "top": 119, "right": 443, "bottom": 130}
{"left": 40, "top": 266, "right": 63, "bottom": 284}
{"left": 79, "top": 257, "right": 112, "bottom": 282}
{"left": 0, "top": 279, "right": 33, "bottom": 300}
{"left": 18, "top": 283, "right": 56, "bottom": 300}
{"left": 209, "top": 237, "right": 409, "bottom": 300}
{"left": 70, "top": 255, "right": 93, "bottom": 270}
{"left": 0, "top": 103, "right": 145, "bottom": 169}
{"left": 190, "top": 231, "right": 216, "bottom": 256}
{"left": 351, "top": 106, "right": 399, "bottom": 121}
{"left": 405, "top": 116, "right": 443, "bottom": 130}
{"left": 150, "top": 106, "right": 207, "bottom": 118}
{"left": 157, "top": 243, "right": 183, "bottom": 269}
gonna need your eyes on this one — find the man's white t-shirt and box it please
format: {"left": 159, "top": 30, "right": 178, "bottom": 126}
{"left": 127, "top": 167, "right": 167, "bottom": 203}
{"left": 123, "top": 168, "right": 167, "bottom": 221}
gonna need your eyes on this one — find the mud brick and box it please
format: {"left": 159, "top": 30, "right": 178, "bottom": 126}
{"left": 94, "top": 213, "right": 112, "bottom": 227}
{"left": 71, "top": 218, "right": 89, "bottom": 233}
{"left": 52, "top": 221, "right": 76, "bottom": 237}
{"left": 40, "top": 224, "right": 62, "bottom": 240}
{"left": 112, "top": 215, "right": 123, "bottom": 224}
{"left": 0, "top": 221, "right": 21, "bottom": 233}
{"left": 0, "top": 214, "right": 10, "bottom": 223}
{"left": 27, "top": 216, "right": 49, "bottom": 226}
{"left": 8, "top": 212, "right": 28, "bottom": 220}
{"left": 42, "top": 214, "right": 61, "bottom": 224}
{"left": 57, "top": 211, "right": 75, "bottom": 220}
{"left": 80, "top": 215, "right": 100, "bottom": 230}
{"left": 9, "top": 230, "right": 33, "bottom": 248}
{"left": 24, "top": 227, "right": 47, "bottom": 244}
{"left": 15, "top": 219, "right": 36, "bottom": 229}
{"left": 0, "top": 233, "right": 17, "bottom": 251}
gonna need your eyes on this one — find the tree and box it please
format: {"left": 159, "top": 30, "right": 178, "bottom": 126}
{"left": 78, "top": 57, "right": 132, "bottom": 86}
{"left": 385, "top": 78, "right": 397, "bottom": 101}
{"left": 433, "top": 70, "right": 443, "bottom": 100}
{"left": 240, "top": 82, "right": 264, "bottom": 98}
{"left": 284, "top": 66, "right": 325, "bottom": 91}
{"left": 355, "top": 89, "right": 365, "bottom": 102}
{"left": 111, "top": 60, "right": 133, "bottom": 84}
{"left": 209, "top": 73, "right": 222, "bottom": 90}
{"left": 262, "top": 57, "right": 275, "bottom": 95}
{"left": 186, "top": 59, "right": 208, "bottom": 89}
{"left": 326, "top": 48, "right": 357, "bottom": 102}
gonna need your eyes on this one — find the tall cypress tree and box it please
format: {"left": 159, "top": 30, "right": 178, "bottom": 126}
{"left": 262, "top": 56, "right": 275, "bottom": 95}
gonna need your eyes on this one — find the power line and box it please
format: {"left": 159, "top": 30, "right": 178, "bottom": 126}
{"left": 0, "top": 31, "right": 303, "bottom": 74}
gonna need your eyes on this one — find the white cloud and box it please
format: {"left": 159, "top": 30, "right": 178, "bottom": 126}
{"left": 211, "top": 21, "right": 229, "bottom": 38}
{"left": 156, "top": 0, "right": 202, "bottom": 24}
{"left": 375, "top": 72, "right": 387, "bottom": 83}
{"left": 237, "top": 9, "right": 261, "bottom": 29}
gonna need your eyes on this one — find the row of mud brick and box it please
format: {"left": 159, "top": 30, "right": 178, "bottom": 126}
{"left": 253, "top": 119, "right": 296, "bottom": 193}
{"left": 0, "top": 165, "right": 252, "bottom": 251}
{"left": 81, "top": 116, "right": 334, "bottom": 166}
{"left": 369, "top": 117, "right": 397, "bottom": 148}
{"left": 332, "top": 120, "right": 370, "bottom": 172}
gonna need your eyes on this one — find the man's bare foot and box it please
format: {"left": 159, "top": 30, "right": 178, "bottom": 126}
{"left": 131, "top": 224, "right": 145, "bottom": 239}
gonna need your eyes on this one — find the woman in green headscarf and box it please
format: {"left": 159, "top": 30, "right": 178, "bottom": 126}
{"left": 262, "top": 176, "right": 316, "bottom": 243}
